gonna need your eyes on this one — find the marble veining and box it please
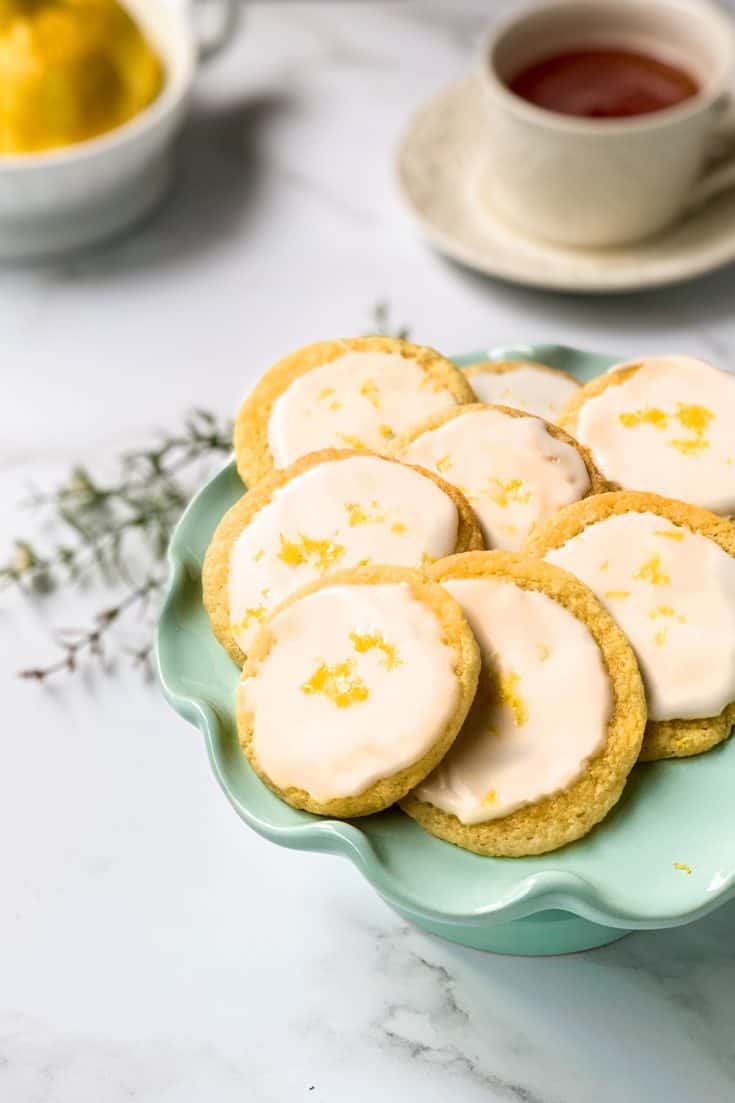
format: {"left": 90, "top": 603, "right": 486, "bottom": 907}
{"left": 3, "top": 2, "right": 735, "bottom": 1101}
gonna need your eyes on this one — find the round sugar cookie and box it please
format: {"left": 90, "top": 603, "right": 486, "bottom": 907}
{"left": 234, "top": 336, "right": 475, "bottom": 485}
{"left": 465, "top": 359, "right": 580, "bottom": 422}
{"left": 203, "top": 448, "right": 484, "bottom": 664}
{"left": 558, "top": 356, "right": 735, "bottom": 515}
{"left": 236, "top": 565, "right": 481, "bottom": 818}
{"left": 400, "top": 551, "right": 645, "bottom": 857}
{"left": 390, "top": 403, "right": 607, "bottom": 551}
{"left": 525, "top": 492, "right": 735, "bottom": 761}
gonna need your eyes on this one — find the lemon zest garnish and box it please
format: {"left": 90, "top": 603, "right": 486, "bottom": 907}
{"left": 345, "top": 501, "right": 384, "bottom": 527}
{"left": 635, "top": 553, "right": 670, "bottom": 586}
{"left": 253, "top": 549, "right": 264, "bottom": 563}
{"left": 328, "top": 400, "right": 342, "bottom": 412}
{"left": 670, "top": 437, "right": 709, "bottom": 455}
{"left": 435, "top": 454, "right": 453, "bottom": 474}
{"left": 318, "top": 387, "right": 335, "bottom": 400}
{"left": 482, "top": 789, "right": 497, "bottom": 805}
{"left": 487, "top": 477, "right": 532, "bottom": 508}
{"left": 674, "top": 862, "right": 692, "bottom": 875}
{"left": 537, "top": 643, "right": 551, "bottom": 662}
{"left": 619, "top": 402, "right": 713, "bottom": 456}
{"left": 599, "top": 560, "right": 609, "bottom": 571}
{"left": 649, "top": 605, "right": 675, "bottom": 619}
{"left": 499, "top": 670, "right": 527, "bottom": 726}
{"left": 350, "top": 630, "right": 402, "bottom": 670}
{"left": 391, "top": 521, "right": 406, "bottom": 535}
{"left": 619, "top": 406, "right": 669, "bottom": 430}
{"left": 360, "top": 378, "right": 381, "bottom": 409}
{"left": 604, "top": 590, "right": 630, "bottom": 600}
{"left": 654, "top": 628, "right": 669, "bottom": 647}
{"left": 379, "top": 424, "right": 394, "bottom": 440}
{"left": 419, "top": 552, "right": 436, "bottom": 570}
{"left": 676, "top": 402, "right": 713, "bottom": 435}
{"left": 301, "top": 659, "right": 369, "bottom": 708}
{"left": 277, "top": 533, "right": 345, "bottom": 573}
{"left": 655, "top": 529, "right": 684, "bottom": 541}
{"left": 232, "top": 605, "right": 266, "bottom": 632}
{"left": 337, "top": 433, "right": 366, "bottom": 450}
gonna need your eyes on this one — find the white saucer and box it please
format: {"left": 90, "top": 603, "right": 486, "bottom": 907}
{"left": 396, "top": 78, "right": 735, "bottom": 294}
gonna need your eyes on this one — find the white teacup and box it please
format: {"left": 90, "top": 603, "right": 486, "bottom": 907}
{"left": 0, "top": 0, "right": 238, "bottom": 260}
{"left": 480, "top": 0, "right": 735, "bottom": 247}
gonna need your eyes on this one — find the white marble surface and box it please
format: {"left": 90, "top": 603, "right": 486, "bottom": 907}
{"left": 2, "top": 3, "right": 735, "bottom": 1100}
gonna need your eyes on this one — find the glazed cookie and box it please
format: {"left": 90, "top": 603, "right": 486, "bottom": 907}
{"left": 401, "top": 551, "right": 645, "bottom": 857}
{"left": 525, "top": 492, "right": 735, "bottom": 761}
{"left": 465, "top": 359, "right": 580, "bottom": 421}
{"left": 234, "top": 336, "right": 475, "bottom": 485}
{"left": 390, "top": 403, "right": 607, "bottom": 551}
{"left": 236, "top": 565, "right": 481, "bottom": 818}
{"left": 203, "top": 448, "right": 484, "bottom": 664}
{"left": 558, "top": 355, "right": 735, "bottom": 514}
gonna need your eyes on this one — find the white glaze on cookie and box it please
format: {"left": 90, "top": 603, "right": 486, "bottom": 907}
{"left": 414, "top": 577, "right": 610, "bottom": 824}
{"left": 397, "top": 407, "right": 590, "bottom": 551}
{"left": 574, "top": 356, "right": 735, "bottom": 514}
{"left": 545, "top": 511, "right": 735, "bottom": 721}
{"left": 267, "top": 351, "right": 460, "bottom": 466}
{"left": 239, "top": 582, "right": 461, "bottom": 800}
{"left": 468, "top": 364, "right": 579, "bottom": 421}
{"left": 228, "top": 455, "right": 459, "bottom": 653}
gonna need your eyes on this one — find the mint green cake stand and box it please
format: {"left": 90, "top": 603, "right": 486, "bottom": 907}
{"left": 157, "top": 344, "right": 735, "bottom": 956}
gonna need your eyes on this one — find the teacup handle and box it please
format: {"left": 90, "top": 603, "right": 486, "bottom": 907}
{"left": 686, "top": 95, "right": 735, "bottom": 212}
{"left": 189, "top": 0, "right": 240, "bottom": 62}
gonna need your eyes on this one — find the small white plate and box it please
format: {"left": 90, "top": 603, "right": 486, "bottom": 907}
{"left": 396, "top": 78, "right": 735, "bottom": 294}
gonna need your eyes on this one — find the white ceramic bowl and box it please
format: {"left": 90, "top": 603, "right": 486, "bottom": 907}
{"left": 0, "top": 0, "right": 237, "bottom": 260}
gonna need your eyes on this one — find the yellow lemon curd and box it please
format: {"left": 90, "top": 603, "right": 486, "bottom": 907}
{"left": 0, "top": 0, "right": 163, "bottom": 154}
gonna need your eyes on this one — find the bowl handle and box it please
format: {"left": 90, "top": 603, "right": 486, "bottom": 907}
{"left": 189, "top": 0, "right": 241, "bottom": 62}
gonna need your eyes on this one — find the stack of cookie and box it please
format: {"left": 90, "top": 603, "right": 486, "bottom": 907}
{"left": 203, "top": 338, "right": 735, "bottom": 857}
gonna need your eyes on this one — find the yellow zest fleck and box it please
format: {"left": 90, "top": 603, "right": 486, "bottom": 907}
{"left": 379, "top": 424, "right": 394, "bottom": 440}
{"left": 345, "top": 501, "right": 384, "bottom": 526}
{"left": 655, "top": 529, "right": 684, "bottom": 541}
{"left": 674, "top": 862, "right": 692, "bottom": 875}
{"left": 604, "top": 590, "right": 630, "bottom": 600}
{"left": 482, "top": 789, "right": 497, "bottom": 806}
{"left": 676, "top": 402, "right": 713, "bottom": 436}
{"left": 277, "top": 533, "right": 346, "bottom": 574}
{"left": 435, "top": 454, "right": 453, "bottom": 474}
{"left": 487, "top": 478, "right": 532, "bottom": 508}
{"left": 253, "top": 549, "right": 265, "bottom": 563}
{"left": 318, "top": 387, "right": 335, "bottom": 400}
{"left": 619, "top": 406, "right": 669, "bottom": 430}
{"left": 600, "top": 560, "right": 609, "bottom": 571}
{"left": 635, "top": 553, "right": 670, "bottom": 586}
{"left": 328, "top": 400, "right": 342, "bottom": 412}
{"left": 670, "top": 437, "right": 709, "bottom": 455}
{"left": 301, "top": 659, "right": 369, "bottom": 708}
{"left": 356, "top": 557, "right": 371, "bottom": 567}
{"left": 337, "top": 433, "right": 366, "bottom": 450}
{"left": 391, "top": 521, "right": 406, "bottom": 535}
{"left": 260, "top": 588, "right": 270, "bottom": 598}
{"left": 537, "top": 643, "right": 551, "bottom": 662}
{"left": 350, "top": 630, "right": 402, "bottom": 670}
{"left": 500, "top": 670, "right": 527, "bottom": 727}
{"left": 726, "top": 458, "right": 734, "bottom": 466}
{"left": 419, "top": 552, "right": 436, "bottom": 570}
{"left": 232, "top": 605, "right": 266, "bottom": 632}
{"left": 360, "top": 378, "right": 381, "bottom": 409}
{"left": 649, "top": 605, "right": 675, "bottom": 619}
{"left": 654, "top": 628, "right": 669, "bottom": 647}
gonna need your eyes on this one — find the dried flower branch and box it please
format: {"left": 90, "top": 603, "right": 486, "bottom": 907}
{"left": 4, "top": 409, "right": 232, "bottom": 679}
